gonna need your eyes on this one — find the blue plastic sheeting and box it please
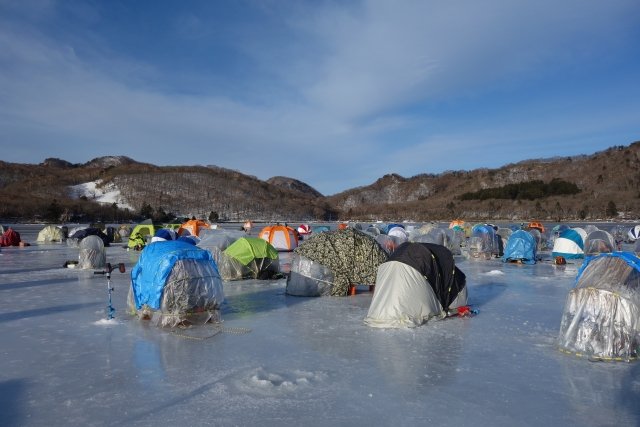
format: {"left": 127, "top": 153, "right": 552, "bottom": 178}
{"left": 575, "top": 251, "right": 640, "bottom": 284}
{"left": 131, "top": 240, "right": 218, "bottom": 309}
{"left": 502, "top": 230, "right": 537, "bottom": 265}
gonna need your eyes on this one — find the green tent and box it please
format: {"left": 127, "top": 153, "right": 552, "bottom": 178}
{"left": 218, "top": 237, "right": 280, "bottom": 281}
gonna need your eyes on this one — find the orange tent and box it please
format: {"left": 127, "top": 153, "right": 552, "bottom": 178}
{"left": 259, "top": 225, "right": 299, "bottom": 251}
{"left": 178, "top": 219, "right": 211, "bottom": 237}
{"left": 449, "top": 219, "right": 465, "bottom": 229}
{"left": 337, "top": 223, "right": 348, "bottom": 230}
{"left": 527, "top": 221, "right": 545, "bottom": 233}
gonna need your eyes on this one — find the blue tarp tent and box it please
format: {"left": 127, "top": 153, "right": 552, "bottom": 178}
{"left": 502, "top": 230, "right": 537, "bottom": 265}
{"left": 129, "top": 240, "right": 224, "bottom": 327}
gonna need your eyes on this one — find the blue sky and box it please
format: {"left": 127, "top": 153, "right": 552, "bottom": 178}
{"left": 1, "top": 0, "right": 639, "bottom": 195}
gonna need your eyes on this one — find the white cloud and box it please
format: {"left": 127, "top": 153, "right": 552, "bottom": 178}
{"left": 0, "top": 0, "right": 639, "bottom": 195}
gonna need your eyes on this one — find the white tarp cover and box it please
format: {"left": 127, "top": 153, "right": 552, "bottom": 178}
{"left": 286, "top": 254, "right": 335, "bottom": 296}
{"left": 558, "top": 253, "right": 640, "bottom": 361}
{"left": 78, "top": 235, "right": 105, "bottom": 269}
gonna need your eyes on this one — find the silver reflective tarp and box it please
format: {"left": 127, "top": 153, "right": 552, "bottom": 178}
{"left": 558, "top": 255, "right": 640, "bottom": 361}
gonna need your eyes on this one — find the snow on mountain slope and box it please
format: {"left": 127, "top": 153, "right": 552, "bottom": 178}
{"left": 68, "top": 179, "right": 134, "bottom": 211}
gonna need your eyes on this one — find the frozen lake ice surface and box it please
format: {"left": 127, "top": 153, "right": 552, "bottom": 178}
{"left": 1, "top": 224, "right": 639, "bottom": 426}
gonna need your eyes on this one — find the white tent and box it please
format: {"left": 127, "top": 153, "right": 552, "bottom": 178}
{"left": 36, "top": 225, "right": 65, "bottom": 243}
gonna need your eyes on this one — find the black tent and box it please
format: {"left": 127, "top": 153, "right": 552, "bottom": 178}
{"left": 388, "top": 242, "right": 466, "bottom": 310}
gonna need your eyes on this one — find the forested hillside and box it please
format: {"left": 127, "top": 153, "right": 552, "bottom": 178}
{"left": 1, "top": 142, "right": 638, "bottom": 223}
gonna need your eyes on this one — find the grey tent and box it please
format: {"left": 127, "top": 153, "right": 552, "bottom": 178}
{"left": 365, "top": 242, "right": 468, "bottom": 328}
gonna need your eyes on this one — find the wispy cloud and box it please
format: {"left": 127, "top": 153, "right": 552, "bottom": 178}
{"left": 0, "top": 1, "right": 639, "bottom": 194}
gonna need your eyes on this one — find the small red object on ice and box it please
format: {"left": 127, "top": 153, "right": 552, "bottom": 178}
{"left": 457, "top": 306, "right": 471, "bottom": 316}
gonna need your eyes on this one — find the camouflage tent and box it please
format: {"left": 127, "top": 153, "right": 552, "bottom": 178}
{"left": 293, "top": 228, "right": 388, "bottom": 296}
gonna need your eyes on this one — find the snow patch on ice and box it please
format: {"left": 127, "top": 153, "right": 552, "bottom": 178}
{"left": 483, "top": 270, "right": 505, "bottom": 276}
{"left": 68, "top": 180, "right": 133, "bottom": 211}
{"left": 235, "top": 368, "right": 327, "bottom": 396}
{"left": 93, "top": 318, "right": 121, "bottom": 326}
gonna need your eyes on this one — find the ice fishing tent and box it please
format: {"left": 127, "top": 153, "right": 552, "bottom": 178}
{"left": 628, "top": 225, "right": 640, "bottom": 242}
{"left": 449, "top": 220, "right": 465, "bottom": 230}
{"left": 0, "top": 227, "right": 21, "bottom": 246}
{"left": 259, "top": 225, "right": 299, "bottom": 251}
{"left": 151, "top": 228, "right": 177, "bottom": 243}
{"left": 36, "top": 225, "right": 65, "bottom": 243}
{"left": 527, "top": 221, "right": 545, "bottom": 233}
{"left": 584, "top": 230, "right": 616, "bottom": 255}
{"left": 78, "top": 235, "right": 106, "bottom": 269}
{"left": 312, "top": 225, "right": 331, "bottom": 234}
{"left": 502, "top": 230, "right": 537, "bottom": 265}
{"left": 467, "top": 224, "right": 501, "bottom": 259}
{"left": 552, "top": 229, "right": 585, "bottom": 260}
{"left": 376, "top": 234, "right": 401, "bottom": 254}
{"left": 128, "top": 221, "right": 159, "bottom": 249}
{"left": 178, "top": 219, "right": 211, "bottom": 238}
{"left": 217, "top": 237, "right": 280, "bottom": 281}
{"left": 384, "top": 223, "right": 404, "bottom": 234}
{"left": 297, "top": 224, "right": 311, "bottom": 235}
{"left": 197, "top": 229, "right": 244, "bottom": 265}
{"left": 289, "top": 228, "right": 388, "bottom": 296}
{"left": 286, "top": 254, "right": 336, "bottom": 297}
{"left": 387, "top": 226, "right": 408, "bottom": 243}
{"left": 363, "top": 225, "right": 381, "bottom": 237}
{"left": 129, "top": 240, "right": 224, "bottom": 328}
{"left": 558, "top": 252, "right": 640, "bottom": 361}
{"left": 68, "top": 227, "right": 110, "bottom": 247}
{"left": 413, "top": 228, "right": 446, "bottom": 246}
{"left": 364, "top": 242, "right": 468, "bottom": 328}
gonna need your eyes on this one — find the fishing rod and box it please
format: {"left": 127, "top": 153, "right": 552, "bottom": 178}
{"left": 94, "top": 262, "right": 126, "bottom": 320}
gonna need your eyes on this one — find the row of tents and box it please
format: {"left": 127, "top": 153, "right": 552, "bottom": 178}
{"left": 126, "top": 226, "right": 470, "bottom": 329}
{"left": 55, "top": 217, "right": 640, "bottom": 362}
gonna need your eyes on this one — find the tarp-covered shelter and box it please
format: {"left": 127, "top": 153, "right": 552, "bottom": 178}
{"left": 129, "top": 240, "right": 224, "bottom": 328}
{"left": 259, "top": 225, "right": 299, "bottom": 251}
{"left": 467, "top": 224, "right": 501, "bottom": 259}
{"left": 292, "top": 228, "right": 388, "bottom": 296}
{"left": 217, "top": 237, "right": 280, "bottom": 281}
{"left": 68, "top": 227, "right": 110, "bottom": 247}
{"left": 552, "top": 229, "right": 584, "bottom": 260}
{"left": 584, "top": 230, "right": 616, "bottom": 255}
{"left": 37, "top": 225, "right": 65, "bottom": 243}
{"left": 558, "top": 252, "right": 640, "bottom": 361}
{"left": 364, "top": 242, "right": 467, "bottom": 328}
{"left": 0, "top": 227, "right": 21, "bottom": 247}
{"left": 78, "top": 235, "right": 106, "bottom": 269}
{"left": 197, "top": 229, "right": 244, "bottom": 265}
{"left": 286, "top": 254, "right": 335, "bottom": 297}
{"left": 375, "top": 234, "right": 402, "bottom": 255}
{"left": 502, "top": 230, "right": 537, "bottom": 265}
